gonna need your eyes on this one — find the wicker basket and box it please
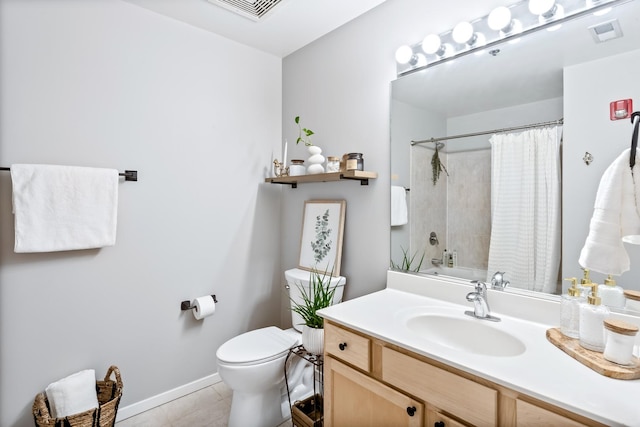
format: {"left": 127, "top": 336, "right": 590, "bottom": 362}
{"left": 33, "top": 366, "right": 123, "bottom": 427}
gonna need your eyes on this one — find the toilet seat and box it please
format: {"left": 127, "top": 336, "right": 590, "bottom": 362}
{"left": 217, "top": 326, "right": 298, "bottom": 366}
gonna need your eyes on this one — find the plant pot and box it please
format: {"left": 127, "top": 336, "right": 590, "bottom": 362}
{"left": 302, "top": 325, "right": 324, "bottom": 355}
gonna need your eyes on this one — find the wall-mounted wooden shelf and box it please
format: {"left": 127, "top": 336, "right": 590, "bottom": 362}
{"left": 265, "top": 170, "right": 377, "bottom": 188}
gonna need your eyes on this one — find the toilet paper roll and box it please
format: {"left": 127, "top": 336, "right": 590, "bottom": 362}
{"left": 192, "top": 296, "right": 216, "bottom": 320}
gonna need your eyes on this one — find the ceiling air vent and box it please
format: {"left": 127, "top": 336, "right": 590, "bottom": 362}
{"left": 207, "top": 0, "right": 283, "bottom": 22}
{"left": 589, "top": 19, "right": 623, "bottom": 43}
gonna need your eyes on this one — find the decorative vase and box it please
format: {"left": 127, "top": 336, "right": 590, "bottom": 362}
{"left": 301, "top": 325, "right": 324, "bottom": 355}
{"left": 307, "top": 146, "right": 325, "bottom": 174}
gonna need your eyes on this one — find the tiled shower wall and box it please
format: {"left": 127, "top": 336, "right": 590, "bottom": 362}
{"left": 411, "top": 147, "right": 491, "bottom": 270}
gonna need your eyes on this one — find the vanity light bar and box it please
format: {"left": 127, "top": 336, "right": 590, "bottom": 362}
{"left": 395, "top": 0, "right": 626, "bottom": 76}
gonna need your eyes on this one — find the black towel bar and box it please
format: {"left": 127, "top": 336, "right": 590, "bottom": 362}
{"left": 0, "top": 167, "right": 138, "bottom": 181}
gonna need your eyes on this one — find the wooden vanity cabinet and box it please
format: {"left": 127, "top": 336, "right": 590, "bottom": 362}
{"left": 323, "top": 321, "right": 604, "bottom": 427}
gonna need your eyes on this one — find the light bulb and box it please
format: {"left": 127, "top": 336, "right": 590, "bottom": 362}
{"left": 421, "top": 34, "right": 442, "bottom": 55}
{"left": 488, "top": 6, "right": 512, "bottom": 31}
{"left": 395, "top": 45, "right": 414, "bottom": 64}
{"left": 528, "top": 0, "right": 556, "bottom": 16}
{"left": 452, "top": 21, "right": 474, "bottom": 44}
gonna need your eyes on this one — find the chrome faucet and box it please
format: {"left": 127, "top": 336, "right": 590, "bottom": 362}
{"left": 490, "top": 271, "right": 509, "bottom": 290}
{"left": 465, "top": 281, "right": 500, "bottom": 322}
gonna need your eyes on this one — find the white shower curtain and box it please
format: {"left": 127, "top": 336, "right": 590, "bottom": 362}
{"left": 487, "top": 126, "right": 561, "bottom": 293}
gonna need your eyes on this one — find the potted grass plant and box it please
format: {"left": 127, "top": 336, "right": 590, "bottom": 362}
{"left": 290, "top": 268, "right": 338, "bottom": 355}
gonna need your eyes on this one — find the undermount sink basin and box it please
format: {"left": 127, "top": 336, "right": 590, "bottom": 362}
{"left": 405, "top": 313, "right": 526, "bottom": 357}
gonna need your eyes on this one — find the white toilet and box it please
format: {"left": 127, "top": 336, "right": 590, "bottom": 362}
{"left": 216, "top": 268, "right": 346, "bottom": 427}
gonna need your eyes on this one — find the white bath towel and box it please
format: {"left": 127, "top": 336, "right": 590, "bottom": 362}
{"left": 579, "top": 149, "right": 640, "bottom": 274}
{"left": 11, "top": 164, "right": 119, "bottom": 253}
{"left": 391, "top": 185, "right": 408, "bottom": 226}
{"left": 45, "top": 369, "right": 99, "bottom": 418}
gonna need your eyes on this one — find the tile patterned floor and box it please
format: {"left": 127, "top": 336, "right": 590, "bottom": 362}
{"left": 115, "top": 382, "right": 293, "bottom": 427}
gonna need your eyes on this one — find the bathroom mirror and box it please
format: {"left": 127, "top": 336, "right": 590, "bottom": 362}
{"left": 390, "top": 0, "right": 640, "bottom": 299}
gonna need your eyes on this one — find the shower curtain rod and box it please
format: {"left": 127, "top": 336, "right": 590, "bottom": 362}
{"left": 411, "top": 118, "right": 564, "bottom": 146}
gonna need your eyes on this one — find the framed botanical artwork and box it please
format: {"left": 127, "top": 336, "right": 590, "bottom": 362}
{"left": 298, "top": 200, "right": 346, "bottom": 276}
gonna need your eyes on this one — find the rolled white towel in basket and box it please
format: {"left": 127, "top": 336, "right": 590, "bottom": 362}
{"left": 11, "top": 164, "right": 119, "bottom": 253}
{"left": 45, "top": 369, "right": 99, "bottom": 418}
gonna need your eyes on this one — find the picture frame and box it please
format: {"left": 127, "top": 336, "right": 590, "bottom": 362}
{"left": 298, "top": 200, "right": 346, "bottom": 276}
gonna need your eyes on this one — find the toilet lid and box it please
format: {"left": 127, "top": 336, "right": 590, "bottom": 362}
{"left": 217, "top": 326, "right": 298, "bottom": 364}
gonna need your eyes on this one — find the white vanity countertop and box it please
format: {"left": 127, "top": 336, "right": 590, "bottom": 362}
{"left": 318, "top": 271, "right": 640, "bottom": 426}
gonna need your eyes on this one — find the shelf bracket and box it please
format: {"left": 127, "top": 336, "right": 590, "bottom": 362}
{"left": 339, "top": 173, "right": 369, "bottom": 185}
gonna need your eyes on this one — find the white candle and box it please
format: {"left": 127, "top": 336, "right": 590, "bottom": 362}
{"left": 283, "top": 139, "right": 288, "bottom": 167}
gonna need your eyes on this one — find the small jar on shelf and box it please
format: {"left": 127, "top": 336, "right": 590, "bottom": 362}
{"left": 327, "top": 156, "right": 340, "bottom": 172}
{"left": 345, "top": 153, "right": 364, "bottom": 171}
{"left": 289, "top": 159, "right": 306, "bottom": 176}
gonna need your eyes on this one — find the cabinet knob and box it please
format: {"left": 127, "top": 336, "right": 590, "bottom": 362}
{"left": 338, "top": 342, "right": 348, "bottom": 351}
{"left": 434, "top": 421, "right": 445, "bottom": 427}
{"left": 406, "top": 406, "right": 417, "bottom": 417}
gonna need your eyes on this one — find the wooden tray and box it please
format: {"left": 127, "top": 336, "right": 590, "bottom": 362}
{"left": 546, "top": 328, "right": 640, "bottom": 380}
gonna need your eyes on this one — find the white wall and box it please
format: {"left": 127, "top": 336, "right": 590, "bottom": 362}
{"left": 563, "top": 48, "right": 640, "bottom": 290}
{"left": 0, "top": 1, "right": 282, "bottom": 425}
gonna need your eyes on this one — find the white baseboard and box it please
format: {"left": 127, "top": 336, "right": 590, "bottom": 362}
{"left": 115, "top": 373, "right": 221, "bottom": 422}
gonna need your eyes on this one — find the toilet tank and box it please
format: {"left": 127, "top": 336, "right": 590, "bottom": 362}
{"left": 285, "top": 268, "right": 346, "bottom": 332}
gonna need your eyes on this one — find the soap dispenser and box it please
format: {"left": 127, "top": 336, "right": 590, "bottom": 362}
{"left": 598, "top": 275, "right": 626, "bottom": 309}
{"left": 560, "top": 277, "right": 585, "bottom": 339}
{"left": 578, "top": 268, "right": 594, "bottom": 298}
{"left": 579, "top": 285, "right": 610, "bottom": 352}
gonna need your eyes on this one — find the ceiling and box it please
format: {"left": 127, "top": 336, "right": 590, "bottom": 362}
{"left": 122, "top": 0, "right": 388, "bottom": 57}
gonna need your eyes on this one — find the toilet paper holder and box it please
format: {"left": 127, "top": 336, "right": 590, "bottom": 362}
{"left": 180, "top": 295, "right": 218, "bottom": 311}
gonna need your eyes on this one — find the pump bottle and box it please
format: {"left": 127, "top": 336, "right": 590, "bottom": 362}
{"left": 598, "top": 275, "right": 626, "bottom": 309}
{"left": 579, "top": 285, "right": 610, "bottom": 352}
{"left": 578, "top": 268, "right": 594, "bottom": 298}
{"left": 560, "top": 277, "right": 585, "bottom": 339}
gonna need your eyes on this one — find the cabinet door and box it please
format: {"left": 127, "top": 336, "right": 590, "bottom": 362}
{"left": 516, "top": 399, "right": 588, "bottom": 426}
{"left": 325, "top": 356, "right": 423, "bottom": 427}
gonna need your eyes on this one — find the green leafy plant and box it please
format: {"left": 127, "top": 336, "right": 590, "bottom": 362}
{"left": 295, "top": 116, "right": 314, "bottom": 146}
{"left": 390, "top": 247, "right": 425, "bottom": 272}
{"left": 431, "top": 144, "right": 449, "bottom": 185}
{"left": 290, "top": 268, "right": 337, "bottom": 329}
